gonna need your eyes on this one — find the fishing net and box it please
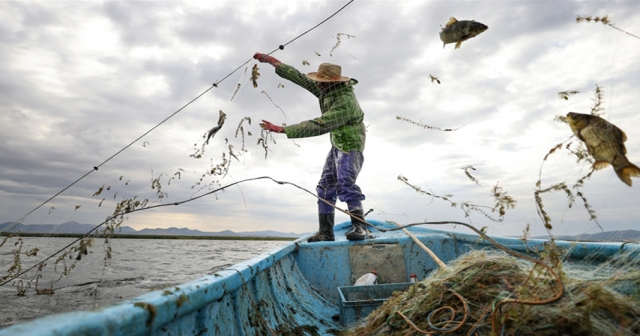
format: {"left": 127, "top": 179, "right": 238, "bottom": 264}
{"left": 0, "top": 58, "right": 368, "bottom": 274}
{"left": 341, "top": 247, "right": 640, "bottom": 335}
{"left": 0, "top": 1, "right": 367, "bottom": 326}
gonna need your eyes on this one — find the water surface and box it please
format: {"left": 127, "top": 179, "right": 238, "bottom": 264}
{"left": 0, "top": 237, "right": 288, "bottom": 328}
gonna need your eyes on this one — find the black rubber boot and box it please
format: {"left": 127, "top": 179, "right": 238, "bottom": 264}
{"left": 345, "top": 209, "right": 368, "bottom": 241}
{"left": 307, "top": 213, "right": 335, "bottom": 243}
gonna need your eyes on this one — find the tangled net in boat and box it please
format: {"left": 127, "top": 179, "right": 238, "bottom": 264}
{"left": 341, "top": 248, "right": 640, "bottom": 336}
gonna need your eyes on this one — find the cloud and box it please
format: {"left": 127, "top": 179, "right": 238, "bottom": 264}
{"left": 0, "top": 0, "right": 639, "bottom": 239}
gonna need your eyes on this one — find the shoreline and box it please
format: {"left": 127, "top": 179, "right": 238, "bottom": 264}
{"left": 0, "top": 232, "right": 298, "bottom": 241}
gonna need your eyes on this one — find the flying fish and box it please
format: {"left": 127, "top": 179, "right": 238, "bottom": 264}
{"left": 439, "top": 17, "right": 488, "bottom": 49}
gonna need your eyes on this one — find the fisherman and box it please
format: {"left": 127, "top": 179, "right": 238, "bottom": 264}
{"left": 253, "top": 52, "right": 367, "bottom": 242}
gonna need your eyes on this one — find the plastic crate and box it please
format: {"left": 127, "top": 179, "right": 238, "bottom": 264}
{"left": 337, "top": 282, "right": 413, "bottom": 326}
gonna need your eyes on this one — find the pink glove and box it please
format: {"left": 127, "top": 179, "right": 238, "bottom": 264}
{"left": 253, "top": 53, "right": 281, "bottom": 67}
{"left": 260, "top": 120, "right": 285, "bottom": 133}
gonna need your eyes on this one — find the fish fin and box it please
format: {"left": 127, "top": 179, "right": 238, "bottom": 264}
{"left": 584, "top": 142, "right": 595, "bottom": 156}
{"left": 593, "top": 161, "right": 610, "bottom": 170}
{"left": 615, "top": 163, "right": 640, "bottom": 187}
{"left": 445, "top": 17, "right": 458, "bottom": 27}
{"left": 455, "top": 41, "right": 462, "bottom": 49}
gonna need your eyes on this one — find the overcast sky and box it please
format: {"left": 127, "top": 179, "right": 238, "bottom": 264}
{"left": 1, "top": 0, "right": 639, "bottom": 238}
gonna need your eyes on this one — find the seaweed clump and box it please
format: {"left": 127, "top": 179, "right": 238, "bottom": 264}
{"left": 341, "top": 249, "right": 640, "bottom": 335}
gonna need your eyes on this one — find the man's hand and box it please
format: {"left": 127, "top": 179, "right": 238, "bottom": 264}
{"left": 260, "top": 120, "right": 285, "bottom": 133}
{"left": 253, "top": 53, "right": 281, "bottom": 67}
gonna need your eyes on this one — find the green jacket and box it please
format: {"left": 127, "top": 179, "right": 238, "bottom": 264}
{"left": 275, "top": 63, "right": 366, "bottom": 152}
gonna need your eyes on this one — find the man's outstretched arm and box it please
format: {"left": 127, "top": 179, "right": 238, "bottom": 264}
{"left": 253, "top": 52, "right": 322, "bottom": 97}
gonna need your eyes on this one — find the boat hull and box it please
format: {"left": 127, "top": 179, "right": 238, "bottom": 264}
{"left": 1, "top": 220, "right": 637, "bottom": 335}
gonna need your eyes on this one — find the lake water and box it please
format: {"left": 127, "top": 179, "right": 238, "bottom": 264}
{"left": 0, "top": 237, "right": 289, "bottom": 329}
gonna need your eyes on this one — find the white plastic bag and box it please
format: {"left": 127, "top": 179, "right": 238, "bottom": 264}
{"left": 354, "top": 270, "right": 378, "bottom": 286}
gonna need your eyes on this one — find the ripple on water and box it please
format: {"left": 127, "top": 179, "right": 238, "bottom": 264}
{"left": 0, "top": 238, "right": 288, "bottom": 328}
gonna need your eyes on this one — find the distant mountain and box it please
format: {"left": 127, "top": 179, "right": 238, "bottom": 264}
{"left": 0, "top": 221, "right": 136, "bottom": 234}
{"left": 0, "top": 221, "right": 306, "bottom": 238}
{"left": 533, "top": 230, "right": 640, "bottom": 242}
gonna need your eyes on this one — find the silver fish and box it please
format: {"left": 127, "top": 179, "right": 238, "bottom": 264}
{"left": 206, "top": 110, "right": 227, "bottom": 145}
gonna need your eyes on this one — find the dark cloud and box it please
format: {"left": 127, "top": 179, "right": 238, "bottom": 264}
{"left": 20, "top": 3, "right": 62, "bottom": 28}
{"left": 1, "top": 1, "right": 639, "bottom": 238}
{"left": 101, "top": 1, "right": 171, "bottom": 47}
{"left": 173, "top": 5, "right": 240, "bottom": 44}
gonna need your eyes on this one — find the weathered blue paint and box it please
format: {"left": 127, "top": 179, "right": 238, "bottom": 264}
{"left": 1, "top": 219, "right": 638, "bottom": 335}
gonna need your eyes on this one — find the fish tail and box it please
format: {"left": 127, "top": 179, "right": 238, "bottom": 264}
{"left": 615, "top": 163, "right": 640, "bottom": 187}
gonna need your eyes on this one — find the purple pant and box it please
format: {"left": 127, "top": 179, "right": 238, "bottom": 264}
{"left": 317, "top": 147, "right": 365, "bottom": 214}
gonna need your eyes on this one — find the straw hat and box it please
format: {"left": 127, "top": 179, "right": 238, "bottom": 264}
{"left": 306, "top": 63, "right": 350, "bottom": 82}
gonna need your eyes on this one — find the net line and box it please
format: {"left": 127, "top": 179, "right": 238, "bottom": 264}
{"left": 0, "top": 174, "right": 363, "bottom": 288}
{"left": 0, "top": 0, "right": 355, "bottom": 235}
{"left": 0, "top": 60, "right": 370, "bottom": 286}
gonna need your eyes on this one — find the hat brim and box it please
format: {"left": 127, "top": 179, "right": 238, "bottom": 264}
{"left": 305, "top": 72, "right": 350, "bottom": 83}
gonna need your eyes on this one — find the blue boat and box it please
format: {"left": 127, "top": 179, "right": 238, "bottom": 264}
{"left": 1, "top": 220, "right": 638, "bottom": 336}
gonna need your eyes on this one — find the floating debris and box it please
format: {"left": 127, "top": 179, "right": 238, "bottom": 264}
{"left": 558, "top": 90, "right": 580, "bottom": 100}
{"left": 92, "top": 184, "right": 105, "bottom": 197}
{"left": 330, "top": 33, "right": 355, "bottom": 56}
{"left": 251, "top": 64, "right": 260, "bottom": 88}
{"left": 576, "top": 15, "right": 640, "bottom": 40}
{"left": 230, "top": 83, "right": 241, "bottom": 101}
{"left": 396, "top": 115, "right": 464, "bottom": 132}
{"left": 261, "top": 90, "right": 286, "bottom": 118}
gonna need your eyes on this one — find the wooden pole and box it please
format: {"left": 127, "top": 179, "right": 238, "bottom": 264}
{"left": 391, "top": 221, "right": 448, "bottom": 270}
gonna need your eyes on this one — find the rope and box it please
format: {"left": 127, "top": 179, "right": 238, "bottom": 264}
{"left": 393, "top": 290, "right": 469, "bottom": 335}
{"left": 1, "top": 0, "right": 356, "bottom": 236}
{"left": 380, "top": 220, "right": 565, "bottom": 335}
{"left": 2, "top": 170, "right": 95, "bottom": 233}
{"left": 608, "top": 24, "right": 640, "bottom": 40}
{"left": 0, "top": 175, "right": 561, "bottom": 291}
{"left": 266, "top": 0, "right": 355, "bottom": 54}
{"left": 0, "top": 177, "right": 565, "bottom": 335}
{"left": 0, "top": 175, "right": 352, "bottom": 287}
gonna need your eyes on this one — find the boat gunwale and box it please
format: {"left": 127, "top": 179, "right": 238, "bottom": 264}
{"left": 1, "top": 219, "right": 638, "bottom": 335}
